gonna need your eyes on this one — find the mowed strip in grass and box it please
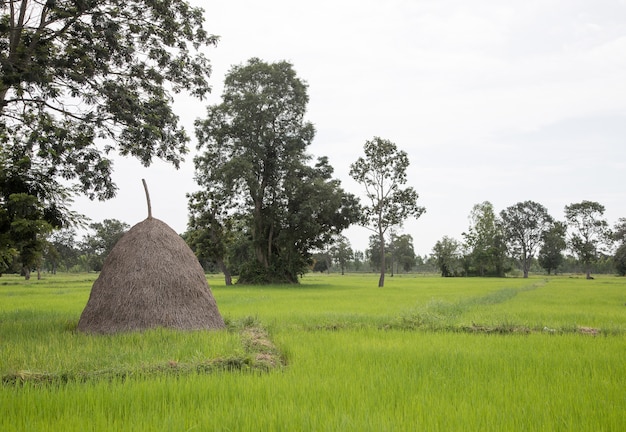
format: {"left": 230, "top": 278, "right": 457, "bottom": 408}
{"left": 1, "top": 273, "right": 625, "bottom": 431}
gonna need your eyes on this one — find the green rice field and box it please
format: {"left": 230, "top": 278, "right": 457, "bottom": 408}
{"left": 1, "top": 273, "right": 625, "bottom": 431}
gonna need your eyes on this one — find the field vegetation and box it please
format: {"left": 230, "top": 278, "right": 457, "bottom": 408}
{"left": 1, "top": 273, "right": 625, "bottom": 431}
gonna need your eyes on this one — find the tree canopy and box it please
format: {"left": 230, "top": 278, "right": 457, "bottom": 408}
{"left": 462, "top": 201, "right": 508, "bottom": 277}
{"left": 191, "top": 58, "right": 359, "bottom": 284}
{"left": 500, "top": 200, "right": 553, "bottom": 278}
{"left": 1, "top": 0, "right": 215, "bottom": 266}
{"left": 564, "top": 200, "right": 610, "bottom": 279}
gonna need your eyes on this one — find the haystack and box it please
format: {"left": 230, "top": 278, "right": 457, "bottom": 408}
{"left": 77, "top": 182, "right": 225, "bottom": 334}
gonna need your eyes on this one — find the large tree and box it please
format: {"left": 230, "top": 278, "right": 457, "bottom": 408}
{"left": 564, "top": 201, "right": 610, "bottom": 279}
{"left": 193, "top": 58, "right": 359, "bottom": 284}
{"left": 1, "top": 0, "right": 216, "bottom": 259}
{"left": 350, "top": 137, "right": 425, "bottom": 287}
{"left": 500, "top": 200, "right": 553, "bottom": 278}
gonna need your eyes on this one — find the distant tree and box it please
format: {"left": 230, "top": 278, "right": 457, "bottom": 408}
{"left": 46, "top": 228, "right": 80, "bottom": 272}
{"left": 537, "top": 221, "right": 567, "bottom": 275}
{"left": 2, "top": 193, "right": 58, "bottom": 279}
{"left": 350, "top": 137, "right": 425, "bottom": 287}
{"left": 312, "top": 252, "right": 332, "bottom": 273}
{"left": 193, "top": 58, "right": 359, "bottom": 283}
{"left": 330, "top": 236, "right": 353, "bottom": 275}
{"left": 392, "top": 233, "right": 417, "bottom": 273}
{"left": 352, "top": 250, "right": 365, "bottom": 272}
{"left": 81, "top": 219, "right": 129, "bottom": 271}
{"left": 187, "top": 189, "right": 235, "bottom": 285}
{"left": 614, "top": 244, "right": 626, "bottom": 276}
{"left": 500, "top": 201, "right": 553, "bottom": 278}
{"left": 612, "top": 218, "right": 626, "bottom": 276}
{"left": 612, "top": 218, "right": 626, "bottom": 244}
{"left": 463, "top": 202, "right": 508, "bottom": 277}
{"left": 432, "top": 236, "right": 463, "bottom": 277}
{"left": 366, "top": 234, "right": 385, "bottom": 272}
{"left": 564, "top": 201, "right": 610, "bottom": 279}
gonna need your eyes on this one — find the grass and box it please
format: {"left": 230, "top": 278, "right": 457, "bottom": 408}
{"left": 1, "top": 272, "right": 625, "bottom": 431}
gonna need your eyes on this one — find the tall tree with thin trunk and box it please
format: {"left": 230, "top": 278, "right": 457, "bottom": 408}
{"left": 350, "top": 137, "right": 425, "bottom": 287}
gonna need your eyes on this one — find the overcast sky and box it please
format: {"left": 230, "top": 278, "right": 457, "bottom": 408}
{"left": 73, "top": 0, "right": 626, "bottom": 255}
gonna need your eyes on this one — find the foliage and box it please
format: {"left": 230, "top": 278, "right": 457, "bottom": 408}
{"left": 564, "top": 201, "right": 610, "bottom": 279}
{"left": 612, "top": 218, "right": 626, "bottom": 276}
{"left": 537, "top": 221, "right": 567, "bottom": 275}
{"left": 186, "top": 191, "right": 236, "bottom": 285}
{"left": 614, "top": 243, "right": 626, "bottom": 276}
{"left": 80, "top": 218, "right": 129, "bottom": 271}
{"left": 432, "top": 236, "right": 464, "bottom": 277}
{"left": 329, "top": 235, "right": 353, "bottom": 275}
{"left": 1, "top": 0, "right": 216, "bottom": 197}
{"left": 389, "top": 233, "right": 417, "bottom": 274}
{"left": 500, "top": 200, "right": 553, "bottom": 278}
{"left": 192, "top": 58, "right": 359, "bottom": 284}
{"left": 1, "top": 0, "right": 215, "bottom": 270}
{"left": 612, "top": 218, "right": 626, "bottom": 244}
{"left": 350, "top": 137, "right": 425, "bottom": 286}
{"left": 0, "top": 193, "right": 57, "bottom": 278}
{"left": 462, "top": 201, "right": 509, "bottom": 277}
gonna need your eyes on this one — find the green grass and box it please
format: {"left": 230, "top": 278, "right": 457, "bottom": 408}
{"left": 1, "top": 273, "right": 625, "bottom": 431}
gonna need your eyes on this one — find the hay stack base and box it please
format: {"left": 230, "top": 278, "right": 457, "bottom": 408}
{"left": 78, "top": 217, "right": 225, "bottom": 334}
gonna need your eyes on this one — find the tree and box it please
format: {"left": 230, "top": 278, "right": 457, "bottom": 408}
{"left": 537, "top": 221, "right": 567, "bottom": 275}
{"left": 329, "top": 235, "right": 353, "bottom": 275}
{"left": 187, "top": 188, "right": 236, "bottom": 285}
{"left": 2, "top": 193, "right": 56, "bottom": 278}
{"left": 44, "top": 228, "right": 79, "bottom": 273}
{"left": 392, "top": 233, "right": 417, "bottom": 273}
{"left": 193, "top": 58, "right": 359, "bottom": 284}
{"left": 432, "top": 236, "right": 463, "bottom": 277}
{"left": 350, "top": 137, "right": 425, "bottom": 287}
{"left": 564, "top": 201, "right": 610, "bottom": 279}
{"left": 462, "top": 201, "right": 508, "bottom": 277}
{"left": 1, "top": 0, "right": 216, "bottom": 260}
{"left": 366, "top": 234, "right": 385, "bottom": 272}
{"left": 81, "top": 218, "right": 129, "bottom": 271}
{"left": 352, "top": 250, "right": 365, "bottom": 272}
{"left": 612, "top": 218, "right": 626, "bottom": 276}
{"left": 500, "top": 201, "right": 553, "bottom": 278}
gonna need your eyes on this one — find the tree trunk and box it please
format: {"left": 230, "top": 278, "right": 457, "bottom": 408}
{"left": 23, "top": 267, "right": 30, "bottom": 280}
{"left": 217, "top": 259, "right": 232, "bottom": 286}
{"left": 378, "top": 230, "right": 385, "bottom": 287}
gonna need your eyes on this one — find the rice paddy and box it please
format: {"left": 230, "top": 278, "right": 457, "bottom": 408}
{"left": 1, "top": 273, "right": 625, "bottom": 431}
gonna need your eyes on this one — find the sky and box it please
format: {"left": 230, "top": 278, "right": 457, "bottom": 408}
{"left": 73, "top": 0, "right": 626, "bottom": 255}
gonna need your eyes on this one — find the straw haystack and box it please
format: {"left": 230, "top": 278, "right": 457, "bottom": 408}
{"left": 78, "top": 182, "right": 225, "bottom": 334}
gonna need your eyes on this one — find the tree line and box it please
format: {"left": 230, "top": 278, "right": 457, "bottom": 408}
{"left": 432, "top": 201, "right": 625, "bottom": 279}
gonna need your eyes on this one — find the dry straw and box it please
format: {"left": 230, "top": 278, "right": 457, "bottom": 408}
{"left": 77, "top": 180, "right": 225, "bottom": 334}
